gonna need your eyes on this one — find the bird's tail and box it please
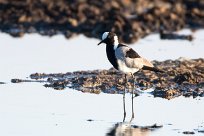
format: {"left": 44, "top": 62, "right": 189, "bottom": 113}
{"left": 142, "top": 66, "right": 164, "bottom": 73}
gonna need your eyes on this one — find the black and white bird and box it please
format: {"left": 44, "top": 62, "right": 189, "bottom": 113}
{"left": 98, "top": 32, "right": 162, "bottom": 76}
{"left": 98, "top": 32, "right": 163, "bottom": 122}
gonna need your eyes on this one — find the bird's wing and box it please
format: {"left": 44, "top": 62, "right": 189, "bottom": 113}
{"left": 115, "top": 45, "right": 153, "bottom": 69}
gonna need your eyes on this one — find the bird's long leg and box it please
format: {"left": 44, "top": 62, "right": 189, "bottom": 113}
{"left": 122, "top": 74, "right": 127, "bottom": 122}
{"left": 130, "top": 74, "right": 135, "bottom": 122}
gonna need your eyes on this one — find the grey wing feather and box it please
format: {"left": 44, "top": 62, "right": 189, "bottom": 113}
{"left": 115, "top": 46, "right": 153, "bottom": 69}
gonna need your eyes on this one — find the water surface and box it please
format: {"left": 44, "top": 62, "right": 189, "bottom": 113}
{"left": 0, "top": 30, "right": 204, "bottom": 136}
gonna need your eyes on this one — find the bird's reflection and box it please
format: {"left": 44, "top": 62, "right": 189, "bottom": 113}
{"left": 107, "top": 77, "right": 162, "bottom": 136}
{"left": 107, "top": 123, "right": 150, "bottom": 136}
{"left": 107, "top": 122, "right": 163, "bottom": 136}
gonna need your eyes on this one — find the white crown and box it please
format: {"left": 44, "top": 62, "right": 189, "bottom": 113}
{"left": 102, "top": 32, "right": 109, "bottom": 40}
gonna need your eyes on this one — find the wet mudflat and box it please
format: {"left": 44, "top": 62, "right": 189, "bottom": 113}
{"left": 0, "top": 31, "right": 204, "bottom": 136}
{"left": 12, "top": 58, "right": 204, "bottom": 99}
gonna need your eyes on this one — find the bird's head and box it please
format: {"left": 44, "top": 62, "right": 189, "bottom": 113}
{"left": 98, "top": 32, "right": 119, "bottom": 47}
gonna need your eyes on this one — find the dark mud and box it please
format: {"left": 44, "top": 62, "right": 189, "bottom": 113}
{"left": 11, "top": 58, "right": 204, "bottom": 99}
{"left": 183, "top": 131, "right": 195, "bottom": 134}
{"left": 0, "top": 0, "right": 204, "bottom": 43}
{"left": 198, "top": 130, "right": 204, "bottom": 133}
{"left": 160, "top": 31, "right": 194, "bottom": 41}
{"left": 11, "top": 78, "right": 45, "bottom": 83}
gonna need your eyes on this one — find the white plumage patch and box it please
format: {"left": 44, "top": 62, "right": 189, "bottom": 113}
{"left": 117, "top": 59, "right": 139, "bottom": 74}
{"left": 113, "top": 36, "right": 119, "bottom": 50}
{"left": 102, "top": 32, "right": 109, "bottom": 40}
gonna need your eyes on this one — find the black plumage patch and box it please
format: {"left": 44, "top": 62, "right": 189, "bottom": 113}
{"left": 125, "top": 48, "right": 141, "bottom": 58}
{"left": 108, "top": 32, "right": 116, "bottom": 38}
{"left": 142, "top": 66, "right": 164, "bottom": 73}
{"left": 106, "top": 44, "right": 119, "bottom": 70}
{"left": 104, "top": 32, "right": 116, "bottom": 45}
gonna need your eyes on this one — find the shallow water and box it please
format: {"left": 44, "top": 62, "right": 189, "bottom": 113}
{"left": 0, "top": 83, "right": 204, "bottom": 136}
{"left": 0, "top": 30, "right": 204, "bottom": 136}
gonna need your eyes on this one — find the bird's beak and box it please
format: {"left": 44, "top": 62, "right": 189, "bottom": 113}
{"left": 98, "top": 40, "right": 104, "bottom": 45}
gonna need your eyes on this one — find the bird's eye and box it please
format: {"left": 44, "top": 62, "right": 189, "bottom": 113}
{"left": 108, "top": 34, "right": 113, "bottom": 39}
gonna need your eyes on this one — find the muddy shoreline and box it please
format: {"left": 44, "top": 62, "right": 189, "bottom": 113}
{"left": 0, "top": 0, "right": 204, "bottom": 43}
{"left": 11, "top": 58, "right": 204, "bottom": 99}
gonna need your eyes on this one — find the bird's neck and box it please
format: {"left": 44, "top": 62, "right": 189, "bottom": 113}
{"left": 106, "top": 45, "right": 118, "bottom": 70}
